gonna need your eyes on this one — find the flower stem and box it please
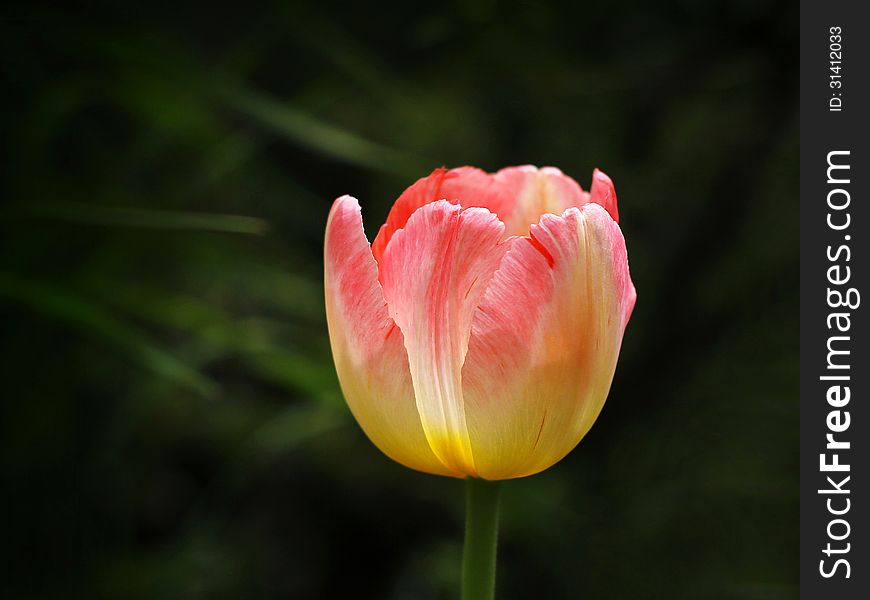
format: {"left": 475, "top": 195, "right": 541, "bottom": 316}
{"left": 461, "top": 477, "right": 501, "bottom": 600}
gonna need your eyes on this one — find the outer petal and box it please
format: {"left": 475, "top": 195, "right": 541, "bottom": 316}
{"left": 379, "top": 201, "right": 509, "bottom": 476}
{"left": 462, "top": 204, "right": 636, "bottom": 479}
{"left": 324, "top": 195, "right": 458, "bottom": 477}
{"left": 370, "top": 167, "right": 513, "bottom": 262}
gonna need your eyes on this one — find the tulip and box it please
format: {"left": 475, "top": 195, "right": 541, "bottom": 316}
{"left": 324, "top": 165, "right": 635, "bottom": 599}
{"left": 325, "top": 165, "right": 635, "bottom": 478}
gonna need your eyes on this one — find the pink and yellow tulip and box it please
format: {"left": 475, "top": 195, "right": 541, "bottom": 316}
{"left": 325, "top": 165, "right": 635, "bottom": 480}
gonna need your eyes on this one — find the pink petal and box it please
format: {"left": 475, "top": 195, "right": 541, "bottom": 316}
{"left": 493, "top": 165, "right": 621, "bottom": 234}
{"left": 589, "top": 168, "right": 619, "bottom": 223}
{"left": 462, "top": 204, "right": 635, "bottom": 479}
{"left": 324, "top": 196, "right": 459, "bottom": 477}
{"left": 378, "top": 201, "right": 510, "bottom": 476}
{"left": 371, "top": 166, "right": 621, "bottom": 262}
{"left": 371, "top": 167, "right": 513, "bottom": 263}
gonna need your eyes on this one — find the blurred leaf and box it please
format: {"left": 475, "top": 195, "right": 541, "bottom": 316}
{"left": 246, "top": 402, "right": 347, "bottom": 455}
{"left": 223, "top": 87, "right": 431, "bottom": 177}
{"left": 0, "top": 272, "right": 215, "bottom": 397}
{"left": 5, "top": 203, "right": 270, "bottom": 234}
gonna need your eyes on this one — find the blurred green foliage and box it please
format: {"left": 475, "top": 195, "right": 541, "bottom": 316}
{"left": 1, "top": 1, "right": 796, "bottom": 598}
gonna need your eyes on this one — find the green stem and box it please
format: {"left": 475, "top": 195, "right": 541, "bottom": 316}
{"left": 461, "top": 478, "right": 501, "bottom": 600}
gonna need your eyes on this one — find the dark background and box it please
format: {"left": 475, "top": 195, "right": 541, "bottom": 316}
{"left": 0, "top": 1, "right": 798, "bottom": 598}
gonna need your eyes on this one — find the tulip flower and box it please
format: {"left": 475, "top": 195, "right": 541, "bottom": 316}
{"left": 324, "top": 165, "right": 635, "bottom": 599}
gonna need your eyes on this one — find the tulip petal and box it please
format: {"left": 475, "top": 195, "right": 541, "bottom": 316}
{"left": 371, "top": 167, "right": 513, "bottom": 262}
{"left": 379, "top": 201, "right": 509, "bottom": 475}
{"left": 589, "top": 168, "right": 619, "bottom": 223}
{"left": 324, "top": 195, "right": 458, "bottom": 477}
{"left": 462, "top": 204, "right": 636, "bottom": 479}
{"left": 371, "top": 166, "right": 619, "bottom": 262}
{"left": 493, "top": 165, "right": 621, "bottom": 235}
